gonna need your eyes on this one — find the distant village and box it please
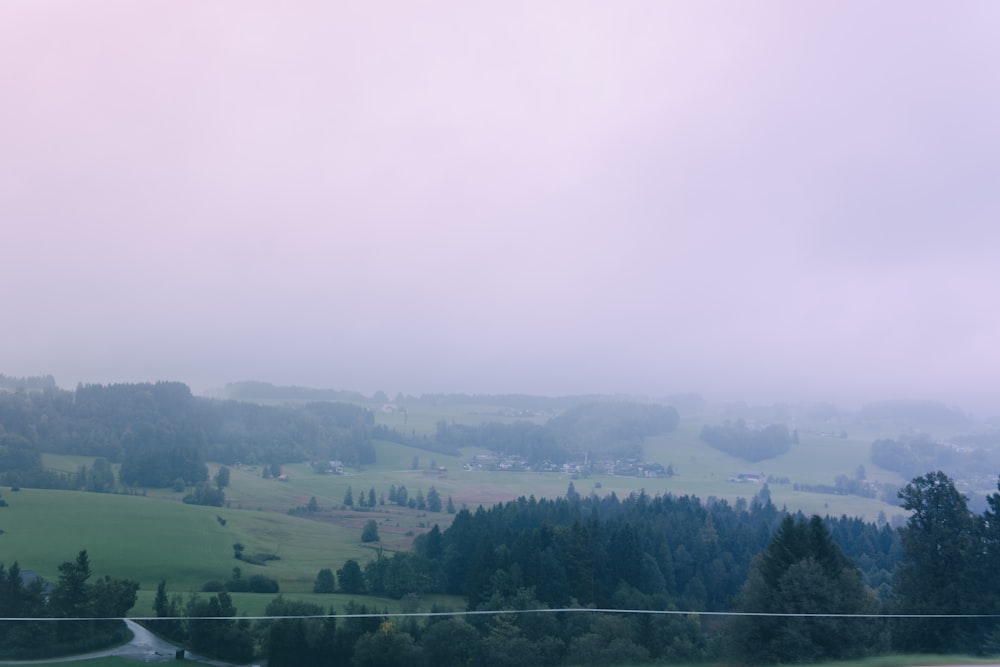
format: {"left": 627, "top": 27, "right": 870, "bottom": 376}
{"left": 463, "top": 453, "right": 674, "bottom": 478}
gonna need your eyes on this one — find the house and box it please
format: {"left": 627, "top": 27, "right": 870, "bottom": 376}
{"left": 19, "top": 569, "right": 54, "bottom": 596}
{"left": 728, "top": 471, "right": 767, "bottom": 484}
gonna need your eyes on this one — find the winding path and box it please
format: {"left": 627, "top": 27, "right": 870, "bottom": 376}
{"left": 0, "top": 620, "right": 240, "bottom": 665}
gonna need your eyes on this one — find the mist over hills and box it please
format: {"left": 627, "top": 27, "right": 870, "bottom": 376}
{"left": 0, "top": 372, "right": 988, "bottom": 433}
{"left": 3, "top": 374, "right": 996, "bottom": 506}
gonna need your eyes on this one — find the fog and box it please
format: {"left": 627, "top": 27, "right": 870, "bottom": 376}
{"left": 2, "top": 2, "right": 998, "bottom": 414}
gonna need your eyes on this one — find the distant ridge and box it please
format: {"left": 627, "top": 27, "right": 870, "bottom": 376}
{"left": 0, "top": 373, "right": 56, "bottom": 392}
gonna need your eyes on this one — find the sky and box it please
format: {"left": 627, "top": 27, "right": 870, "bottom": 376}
{"left": 2, "top": 2, "right": 999, "bottom": 414}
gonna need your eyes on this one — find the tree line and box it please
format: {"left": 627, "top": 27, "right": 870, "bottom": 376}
{"left": 434, "top": 402, "right": 680, "bottom": 465}
{"left": 871, "top": 433, "right": 1000, "bottom": 490}
{"left": 283, "top": 472, "right": 1000, "bottom": 664}
{"left": 699, "top": 420, "right": 792, "bottom": 461}
{"left": 0, "top": 550, "right": 138, "bottom": 660}
{"left": 0, "top": 382, "right": 378, "bottom": 489}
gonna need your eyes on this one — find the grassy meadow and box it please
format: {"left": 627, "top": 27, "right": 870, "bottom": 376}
{"left": 3, "top": 397, "right": 928, "bottom": 621}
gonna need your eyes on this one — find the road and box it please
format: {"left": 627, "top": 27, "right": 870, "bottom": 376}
{"left": 0, "top": 619, "right": 245, "bottom": 666}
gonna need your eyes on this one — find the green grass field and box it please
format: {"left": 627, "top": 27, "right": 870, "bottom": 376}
{"left": 4, "top": 402, "right": 936, "bottom": 626}
{"left": 16, "top": 418, "right": 911, "bottom": 592}
{"left": 0, "top": 486, "right": 372, "bottom": 593}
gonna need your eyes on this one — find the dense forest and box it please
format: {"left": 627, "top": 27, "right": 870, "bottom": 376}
{"left": 267, "top": 472, "right": 996, "bottom": 666}
{"left": 0, "top": 382, "right": 378, "bottom": 488}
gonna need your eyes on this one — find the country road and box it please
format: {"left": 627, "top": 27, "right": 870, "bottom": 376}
{"left": 0, "top": 619, "right": 247, "bottom": 666}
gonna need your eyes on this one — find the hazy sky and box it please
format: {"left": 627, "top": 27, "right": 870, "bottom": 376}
{"left": 3, "top": 2, "right": 999, "bottom": 412}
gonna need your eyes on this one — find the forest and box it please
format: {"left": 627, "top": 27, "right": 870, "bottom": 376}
{"left": 0, "top": 382, "right": 379, "bottom": 489}
{"left": 699, "top": 420, "right": 793, "bottom": 462}
{"left": 3, "top": 472, "right": 997, "bottom": 665}
{"left": 253, "top": 473, "right": 1000, "bottom": 665}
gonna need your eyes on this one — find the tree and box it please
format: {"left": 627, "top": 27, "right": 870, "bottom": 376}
{"left": 214, "top": 465, "right": 230, "bottom": 489}
{"left": 185, "top": 591, "right": 254, "bottom": 663}
{"left": 447, "top": 495, "right": 456, "bottom": 514}
{"left": 0, "top": 561, "right": 52, "bottom": 653}
{"left": 91, "top": 575, "right": 139, "bottom": 617}
{"left": 894, "top": 471, "right": 984, "bottom": 652}
{"left": 308, "top": 496, "right": 319, "bottom": 513}
{"left": 264, "top": 597, "right": 341, "bottom": 667}
{"left": 119, "top": 425, "right": 208, "bottom": 488}
{"left": 313, "top": 568, "right": 335, "bottom": 593}
{"left": 182, "top": 482, "right": 224, "bottom": 506}
{"left": 352, "top": 621, "right": 421, "bottom": 667}
{"left": 344, "top": 485, "right": 354, "bottom": 507}
{"left": 368, "top": 487, "right": 377, "bottom": 507}
{"left": 566, "top": 481, "right": 579, "bottom": 502}
{"left": 421, "top": 617, "right": 480, "bottom": 665}
{"left": 727, "top": 515, "right": 881, "bottom": 664}
{"left": 426, "top": 486, "right": 442, "bottom": 512}
{"left": 151, "top": 580, "right": 183, "bottom": 641}
{"left": 52, "top": 550, "right": 92, "bottom": 619}
{"left": 337, "top": 559, "right": 365, "bottom": 594}
{"left": 83, "top": 457, "right": 116, "bottom": 492}
{"left": 362, "top": 519, "right": 380, "bottom": 543}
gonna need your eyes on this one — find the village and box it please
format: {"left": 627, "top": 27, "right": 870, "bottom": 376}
{"left": 463, "top": 453, "right": 673, "bottom": 478}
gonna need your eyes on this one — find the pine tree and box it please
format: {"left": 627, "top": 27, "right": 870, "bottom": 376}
{"left": 361, "top": 519, "right": 380, "bottom": 543}
{"left": 426, "top": 486, "right": 442, "bottom": 512}
{"left": 894, "top": 471, "right": 984, "bottom": 652}
{"left": 728, "top": 515, "right": 881, "bottom": 663}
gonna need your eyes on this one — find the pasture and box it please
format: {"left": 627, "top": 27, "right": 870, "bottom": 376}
{"left": 0, "top": 486, "right": 375, "bottom": 594}
{"left": 4, "top": 399, "right": 928, "bottom": 616}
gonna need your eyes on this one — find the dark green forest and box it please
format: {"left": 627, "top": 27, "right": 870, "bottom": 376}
{"left": 272, "top": 473, "right": 1000, "bottom": 666}
{"left": 4, "top": 471, "right": 1000, "bottom": 664}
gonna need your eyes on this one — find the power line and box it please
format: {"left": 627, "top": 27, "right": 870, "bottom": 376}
{"left": 4, "top": 608, "right": 1000, "bottom": 622}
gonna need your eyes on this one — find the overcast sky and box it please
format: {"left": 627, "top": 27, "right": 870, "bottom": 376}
{"left": 2, "top": 2, "right": 999, "bottom": 412}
